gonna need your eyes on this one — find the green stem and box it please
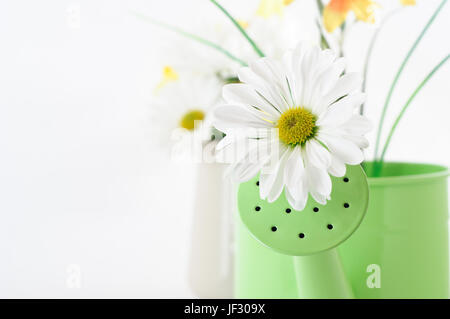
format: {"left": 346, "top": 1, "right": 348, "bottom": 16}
{"left": 338, "top": 20, "right": 347, "bottom": 58}
{"left": 132, "top": 11, "right": 247, "bottom": 66}
{"left": 209, "top": 0, "right": 265, "bottom": 57}
{"left": 360, "top": 9, "right": 400, "bottom": 115}
{"left": 373, "top": 0, "right": 447, "bottom": 159}
{"left": 375, "top": 54, "right": 450, "bottom": 175}
{"left": 316, "top": 0, "right": 324, "bottom": 12}
{"left": 315, "top": 1, "right": 330, "bottom": 50}
{"left": 316, "top": 19, "right": 330, "bottom": 50}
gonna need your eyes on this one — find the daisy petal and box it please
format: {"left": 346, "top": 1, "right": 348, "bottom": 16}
{"left": 344, "top": 134, "right": 369, "bottom": 149}
{"left": 311, "top": 58, "right": 346, "bottom": 115}
{"left": 305, "top": 139, "right": 331, "bottom": 169}
{"left": 285, "top": 184, "right": 308, "bottom": 211}
{"left": 321, "top": 73, "right": 362, "bottom": 107}
{"left": 259, "top": 143, "right": 286, "bottom": 200}
{"left": 284, "top": 146, "right": 304, "bottom": 191}
{"left": 305, "top": 153, "right": 332, "bottom": 196}
{"left": 249, "top": 58, "right": 291, "bottom": 111}
{"left": 238, "top": 67, "right": 290, "bottom": 114}
{"left": 224, "top": 138, "right": 274, "bottom": 180}
{"left": 222, "top": 84, "right": 280, "bottom": 119}
{"left": 318, "top": 132, "right": 364, "bottom": 165}
{"left": 341, "top": 114, "right": 373, "bottom": 135}
{"left": 319, "top": 57, "right": 346, "bottom": 93}
{"left": 231, "top": 158, "right": 267, "bottom": 183}
{"left": 317, "top": 93, "right": 366, "bottom": 128}
{"left": 310, "top": 191, "right": 329, "bottom": 205}
{"left": 213, "top": 104, "right": 271, "bottom": 132}
{"left": 300, "top": 46, "right": 320, "bottom": 106}
{"left": 267, "top": 148, "right": 291, "bottom": 202}
{"left": 303, "top": 148, "right": 331, "bottom": 201}
{"left": 328, "top": 155, "right": 346, "bottom": 177}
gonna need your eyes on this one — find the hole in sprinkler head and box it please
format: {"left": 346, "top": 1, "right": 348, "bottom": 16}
{"left": 313, "top": 207, "right": 319, "bottom": 212}
{"left": 343, "top": 177, "right": 349, "bottom": 183}
{"left": 285, "top": 208, "right": 291, "bottom": 213}
{"left": 327, "top": 224, "right": 333, "bottom": 230}
{"left": 344, "top": 203, "right": 350, "bottom": 208}
{"left": 256, "top": 181, "right": 259, "bottom": 186}
{"left": 255, "top": 206, "right": 261, "bottom": 211}
{"left": 271, "top": 226, "right": 277, "bottom": 232}
{"left": 298, "top": 233, "right": 305, "bottom": 238}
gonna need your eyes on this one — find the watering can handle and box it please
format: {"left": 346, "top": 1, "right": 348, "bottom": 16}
{"left": 293, "top": 248, "right": 354, "bottom": 299}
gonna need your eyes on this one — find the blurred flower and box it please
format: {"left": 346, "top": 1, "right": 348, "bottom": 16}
{"left": 246, "top": 4, "right": 317, "bottom": 60}
{"left": 232, "top": 0, "right": 318, "bottom": 65}
{"left": 150, "top": 66, "right": 222, "bottom": 157}
{"left": 323, "top": 0, "right": 379, "bottom": 33}
{"left": 153, "top": 17, "right": 246, "bottom": 84}
{"left": 214, "top": 43, "right": 371, "bottom": 210}
{"left": 400, "top": 0, "right": 416, "bottom": 5}
{"left": 158, "top": 0, "right": 314, "bottom": 84}
{"left": 154, "top": 66, "right": 179, "bottom": 93}
{"left": 256, "top": 0, "right": 295, "bottom": 18}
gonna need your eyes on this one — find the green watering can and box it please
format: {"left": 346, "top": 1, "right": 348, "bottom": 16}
{"left": 238, "top": 165, "right": 369, "bottom": 298}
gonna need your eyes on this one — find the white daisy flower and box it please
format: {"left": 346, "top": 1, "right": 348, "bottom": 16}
{"left": 150, "top": 66, "right": 222, "bottom": 160}
{"left": 213, "top": 43, "right": 371, "bottom": 210}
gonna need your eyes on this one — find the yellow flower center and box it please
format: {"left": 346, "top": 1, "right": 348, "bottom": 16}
{"left": 277, "top": 107, "right": 316, "bottom": 146}
{"left": 180, "top": 110, "right": 205, "bottom": 131}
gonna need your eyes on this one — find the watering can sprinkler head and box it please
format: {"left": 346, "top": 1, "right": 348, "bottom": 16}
{"left": 237, "top": 164, "right": 369, "bottom": 298}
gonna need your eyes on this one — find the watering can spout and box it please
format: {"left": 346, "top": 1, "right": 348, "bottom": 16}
{"left": 294, "top": 249, "right": 354, "bottom": 299}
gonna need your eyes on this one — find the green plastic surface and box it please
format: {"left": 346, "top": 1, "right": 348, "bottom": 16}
{"left": 234, "top": 217, "right": 299, "bottom": 299}
{"left": 339, "top": 162, "right": 450, "bottom": 298}
{"left": 235, "top": 162, "right": 450, "bottom": 299}
{"left": 238, "top": 165, "right": 369, "bottom": 256}
{"left": 294, "top": 250, "right": 353, "bottom": 298}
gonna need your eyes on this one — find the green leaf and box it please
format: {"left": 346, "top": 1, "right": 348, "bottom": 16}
{"left": 132, "top": 11, "right": 247, "bottom": 66}
{"left": 373, "top": 54, "right": 450, "bottom": 176}
{"left": 373, "top": 0, "right": 448, "bottom": 159}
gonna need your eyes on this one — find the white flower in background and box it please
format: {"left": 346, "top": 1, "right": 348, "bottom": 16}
{"left": 239, "top": 0, "right": 320, "bottom": 64}
{"left": 245, "top": 1, "right": 319, "bottom": 61}
{"left": 157, "top": 20, "right": 245, "bottom": 83}
{"left": 158, "top": 0, "right": 317, "bottom": 83}
{"left": 150, "top": 66, "right": 222, "bottom": 159}
{"left": 214, "top": 43, "right": 371, "bottom": 210}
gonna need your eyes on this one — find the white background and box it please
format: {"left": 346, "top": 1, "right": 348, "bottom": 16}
{"left": 0, "top": 0, "right": 449, "bottom": 298}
